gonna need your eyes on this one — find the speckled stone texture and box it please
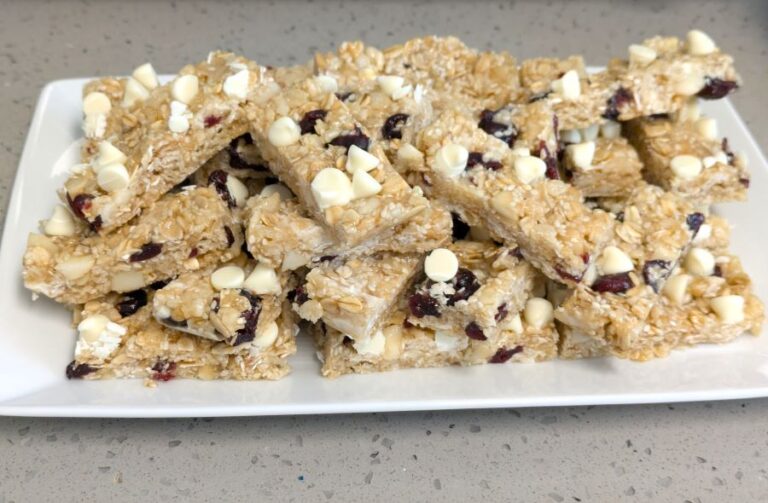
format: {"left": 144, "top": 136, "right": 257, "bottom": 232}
{"left": 1, "top": 0, "right": 767, "bottom": 501}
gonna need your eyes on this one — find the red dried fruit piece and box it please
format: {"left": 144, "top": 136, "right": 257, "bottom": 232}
{"left": 642, "top": 260, "right": 670, "bottom": 293}
{"left": 208, "top": 169, "right": 236, "bottom": 207}
{"left": 535, "top": 141, "right": 560, "bottom": 180}
{"left": 151, "top": 360, "right": 177, "bottom": 381}
{"left": 602, "top": 87, "right": 633, "bottom": 120}
{"left": 335, "top": 91, "right": 354, "bottom": 102}
{"left": 478, "top": 109, "right": 517, "bottom": 146}
{"left": 204, "top": 115, "right": 222, "bottom": 128}
{"left": 115, "top": 289, "right": 148, "bottom": 317}
{"left": 408, "top": 293, "right": 441, "bottom": 318}
{"left": 129, "top": 242, "right": 162, "bottom": 262}
{"left": 697, "top": 78, "right": 738, "bottom": 100}
{"left": 592, "top": 272, "right": 634, "bottom": 294}
{"left": 224, "top": 226, "right": 235, "bottom": 247}
{"left": 495, "top": 303, "right": 509, "bottom": 322}
{"left": 382, "top": 113, "right": 409, "bottom": 140}
{"left": 66, "top": 361, "right": 96, "bottom": 379}
{"left": 451, "top": 212, "right": 470, "bottom": 240}
{"left": 555, "top": 265, "right": 583, "bottom": 283}
{"left": 326, "top": 127, "right": 370, "bottom": 152}
{"left": 67, "top": 193, "right": 94, "bottom": 219}
{"left": 299, "top": 109, "right": 328, "bottom": 135}
{"left": 489, "top": 345, "right": 523, "bottom": 363}
{"left": 231, "top": 290, "right": 263, "bottom": 346}
{"left": 686, "top": 213, "right": 706, "bottom": 233}
{"left": 465, "top": 321, "right": 487, "bottom": 341}
{"left": 448, "top": 268, "right": 481, "bottom": 305}
{"left": 288, "top": 286, "right": 310, "bottom": 305}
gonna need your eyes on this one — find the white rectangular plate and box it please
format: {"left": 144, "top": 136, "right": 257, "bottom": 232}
{"left": 1, "top": 77, "right": 767, "bottom": 418}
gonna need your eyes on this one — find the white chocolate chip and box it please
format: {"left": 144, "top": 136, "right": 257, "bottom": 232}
{"left": 397, "top": 143, "right": 423, "bottom": 162}
{"left": 111, "top": 271, "right": 144, "bottom": 292}
{"left": 351, "top": 169, "right": 382, "bottom": 199}
{"left": 629, "top": 44, "right": 657, "bottom": 65}
{"left": 511, "top": 147, "right": 531, "bottom": 158}
{"left": 97, "top": 163, "right": 130, "bottom": 192}
{"left": 122, "top": 77, "right": 150, "bottom": 107}
{"left": 434, "top": 330, "right": 467, "bottom": 352}
{"left": 434, "top": 143, "right": 469, "bottom": 178}
{"left": 692, "top": 223, "right": 712, "bottom": 244}
{"left": 508, "top": 313, "right": 524, "bottom": 335}
{"left": 377, "top": 75, "right": 404, "bottom": 95}
{"left": 670, "top": 155, "right": 703, "bottom": 179}
{"left": 513, "top": 155, "right": 546, "bottom": 184}
{"left": 567, "top": 141, "right": 595, "bottom": 170}
{"left": 260, "top": 183, "right": 294, "bottom": 201}
{"left": 686, "top": 29, "right": 717, "bottom": 56}
{"left": 684, "top": 247, "right": 716, "bottom": 276}
{"left": 310, "top": 167, "right": 353, "bottom": 209}
{"left": 314, "top": 74, "right": 338, "bottom": 93}
{"left": 243, "top": 263, "right": 281, "bottom": 295}
{"left": 223, "top": 69, "right": 250, "bottom": 100}
{"left": 168, "top": 115, "right": 190, "bottom": 134}
{"left": 77, "top": 315, "right": 110, "bottom": 344}
{"left": 580, "top": 124, "right": 600, "bottom": 142}
{"left": 95, "top": 141, "right": 127, "bottom": 169}
{"left": 702, "top": 156, "right": 717, "bottom": 169}
{"left": 353, "top": 330, "right": 386, "bottom": 356}
{"left": 171, "top": 74, "right": 199, "bottom": 104}
{"left": 56, "top": 256, "right": 95, "bottom": 280}
{"left": 677, "top": 97, "right": 701, "bottom": 122}
{"left": 345, "top": 144, "right": 380, "bottom": 173}
{"left": 597, "top": 246, "right": 634, "bottom": 275}
{"left": 225, "top": 175, "right": 249, "bottom": 207}
{"left": 132, "top": 62, "right": 159, "bottom": 90}
{"left": 383, "top": 325, "right": 403, "bottom": 360}
{"left": 710, "top": 295, "right": 744, "bottom": 324}
{"left": 695, "top": 117, "right": 718, "bottom": 140}
{"left": 268, "top": 116, "right": 301, "bottom": 147}
{"left": 560, "top": 129, "right": 581, "bottom": 144}
{"left": 391, "top": 84, "right": 413, "bottom": 101}
{"left": 170, "top": 100, "right": 188, "bottom": 117}
{"left": 424, "top": 248, "right": 459, "bottom": 282}
{"left": 254, "top": 321, "right": 279, "bottom": 349}
{"left": 83, "top": 92, "right": 111, "bottom": 117}
{"left": 663, "top": 273, "right": 691, "bottom": 305}
{"left": 552, "top": 70, "right": 581, "bottom": 100}
{"left": 210, "top": 265, "right": 245, "bottom": 290}
{"left": 83, "top": 113, "right": 107, "bottom": 138}
{"left": 600, "top": 120, "right": 621, "bottom": 139}
{"left": 281, "top": 250, "right": 311, "bottom": 271}
{"left": 676, "top": 74, "right": 704, "bottom": 95}
{"left": 44, "top": 205, "right": 76, "bottom": 237}
{"left": 413, "top": 84, "right": 424, "bottom": 103}
{"left": 523, "top": 298, "right": 554, "bottom": 329}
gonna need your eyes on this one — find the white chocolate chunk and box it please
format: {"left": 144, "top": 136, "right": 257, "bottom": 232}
{"left": 560, "top": 129, "right": 581, "bottom": 144}
{"left": 376, "top": 75, "right": 405, "bottom": 96}
{"left": 553, "top": 70, "right": 581, "bottom": 100}
{"left": 132, "top": 62, "right": 159, "bottom": 90}
{"left": 77, "top": 315, "right": 110, "bottom": 344}
{"left": 513, "top": 155, "right": 546, "bottom": 184}
{"left": 663, "top": 273, "right": 690, "bottom": 305}
{"left": 692, "top": 223, "right": 712, "bottom": 244}
{"left": 580, "top": 124, "right": 599, "bottom": 142}
{"left": 702, "top": 156, "right": 717, "bottom": 169}
{"left": 567, "top": 141, "right": 595, "bottom": 170}
{"left": 383, "top": 325, "right": 403, "bottom": 360}
{"left": 268, "top": 116, "right": 301, "bottom": 147}
{"left": 225, "top": 175, "right": 249, "bottom": 207}
{"left": 508, "top": 313, "right": 524, "bottom": 335}
{"left": 168, "top": 115, "right": 190, "bottom": 133}
{"left": 111, "top": 271, "right": 145, "bottom": 292}
{"left": 670, "top": 155, "right": 702, "bottom": 179}
{"left": 434, "top": 143, "right": 469, "bottom": 178}
{"left": 600, "top": 120, "right": 621, "bottom": 139}
{"left": 424, "top": 248, "right": 459, "bottom": 282}
{"left": 391, "top": 84, "right": 413, "bottom": 101}
{"left": 314, "top": 74, "right": 338, "bottom": 93}
{"left": 597, "top": 245, "right": 634, "bottom": 275}
{"left": 210, "top": 265, "right": 245, "bottom": 290}
{"left": 353, "top": 330, "right": 386, "bottom": 356}
{"left": 351, "top": 169, "right": 382, "bottom": 199}
{"left": 281, "top": 250, "right": 311, "bottom": 271}
{"left": 345, "top": 144, "right": 380, "bottom": 173}
{"left": 254, "top": 321, "right": 279, "bottom": 349}
{"left": 83, "top": 92, "right": 111, "bottom": 117}
{"left": 96, "top": 141, "right": 127, "bottom": 169}
{"left": 56, "top": 256, "right": 95, "bottom": 280}
{"left": 677, "top": 98, "right": 701, "bottom": 122}
{"left": 97, "top": 163, "right": 130, "bottom": 192}
{"left": 684, "top": 247, "right": 716, "bottom": 276}
{"left": 523, "top": 298, "right": 554, "bottom": 329}
{"left": 710, "top": 295, "right": 744, "bottom": 324}
{"left": 695, "top": 117, "right": 718, "bottom": 140}
{"left": 687, "top": 29, "right": 717, "bottom": 56}
{"left": 397, "top": 143, "right": 423, "bottom": 162}
{"left": 629, "top": 44, "right": 657, "bottom": 65}
{"left": 223, "top": 69, "right": 250, "bottom": 100}
{"left": 243, "top": 264, "right": 281, "bottom": 295}
{"left": 676, "top": 74, "right": 704, "bottom": 95}
{"left": 44, "top": 205, "right": 76, "bottom": 237}
{"left": 311, "top": 167, "right": 353, "bottom": 209}
{"left": 434, "top": 330, "right": 467, "bottom": 352}
{"left": 122, "top": 77, "right": 150, "bottom": 107}
{"left": 170, "top": 100, "right": 188, "bottom": 117}
{"left": 413, "top": 84, "right": 424, "bottom": 103}
{"left": 83, "top": 113, "right": 107, "bottom": 138}
{"left": 260, "top": 183, "right": 294, "bottom": 201}
{"left": 171, "top": 74, "right": 199, "bottom": 104}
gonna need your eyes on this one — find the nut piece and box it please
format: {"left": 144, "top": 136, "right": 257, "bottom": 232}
{"left": 552, "top": 69, "right": 581, "bottom": 100}
{"left": 132, "top": 63, "right": 159, "bottom": 90}
{"left": 260, "top": 183, "right": 294, "bottom": 201}
{"left": 314, "top": 75, "right": 338, "bottom": 93}
{"left": 311, "top": 167, "right": 354, "bottom": 209}
{"left": 434, "top": 143, "right": 469, "bottom": 178}
{"left": 345, "top": 144, "right": 380, "bottom": 173}
{"left": 83, "top": 92, "right": 111, "bottom": 117}
{"left": 597, "top": 246, "right": 634, "bottom": 275}
{"left": 424, "top": 248, "right": 459, "bottom": 282}
{"left": 523, "top": 298, "right": 554, "bottom": 329}
{"left": 223, "top": 69, "right": 250, "bottom": 100}
{"left": 111, "top": 271, "right": 145, "bottom": 292}
{"left": 686, "top": 29, "right": 717, "bottom": 56}
{"left": 225, "top": 175, "right": 249, "bottom": 207}
{"left": 353, "top": 330, "right": 386, "bottom": 356}
{"left": 268, "top": 116, "right": 301, "bottom": 147}
{"left": 567, "top": 141, "right": 595, "bottom": 170}
{"left": 243, "top": 263, "right": 281, "bottom": 295}
{"left": 683, "top": 247, "right": 715, "bottom": 276}
{"left": 171, "top": 74, "right": 199, "bottom": 104}
{"left": 122, "top": 77, "right": 150, "bottom": 107}
{"left": 351, "top": 169, "right": 382, "bottom": 199}
{"left": 210, "top": 265, "right": 245, "bottom": 290}
{"left": 513, "top": 155, "right": 546, "bottom": 184}
{"left": 56, "top": 256, "right": 95, "bottom": 280}
{"left": 695, "top": 117, "right": 718, "bottom": 140}
{"left": 710, "top": 295, "right": 745, "bottom": 324}
{"left": 254, "top": 321, "right": 279, "bottom": 349}
{"left": 669, "top": 155, "right": 703, "bottom": 179}
{"left": 629, "top": 44, "right": 657, "bottom": 65}
{"left": 43, "top": 205, "right": 76, "bottom": 237}
{"left": 663, "top": 273, "right": 691, "bottom": 305}
{"left": 97, "top": 163, "right": 130, "bottom": 192}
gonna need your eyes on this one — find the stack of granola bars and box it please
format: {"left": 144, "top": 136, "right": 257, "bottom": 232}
{"left": 22, "top": 30, "right": 764, "bottom": 381}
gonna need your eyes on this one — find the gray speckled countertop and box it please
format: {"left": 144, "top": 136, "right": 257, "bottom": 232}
{"left": 1, "top": 0, "right": 767, "bottom": 500}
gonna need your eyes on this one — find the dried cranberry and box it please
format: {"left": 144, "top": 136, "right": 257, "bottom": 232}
{"left": 224, "top": 226, "right": 235, "bottom": 247}
{"left": 66, "top": 361, "right": 96, "bottom": 379}
{"left": 382, "top": 113, "right": 409, "bottom": 140}
{"left": 713, "top": 264, "right": 723, "bottom": 278}
{"left": 451, "top": 213, "right": 470, "bottom": 240}
{"left": 466, "top": 152, "right": 484, "bottom": 169}
{"left": 151, "top": 360, "right": 177, "bottom": 381}
{"left": 89, "top": 216, "right": 103, "bottom": 232}
{"left": 697, "top": 78, "right": 738, "bottom": 100}
{"left": 465, "top": 322, "right": 487, "bottom": 341}
{"left": 555, "top": 265, "right": 583, "bottom": 283}
{"left": 494, "top": 303, "right": 509, "bottom": 322}
{"left": 592, "top": 272, "right": 634, "bottom": 294}
{"left": 448, "top": 268, "right": 481, "bottom": 306}
{"left": 326, "top": 127, "right": 370, "bottom": 152}
{"left": 602, "top": 87, "right": 633, "bottom": 120}
{"left": 478, "top": 109, "right": 517, "bottom": 146}
{"left": 489, "top": 345, "right": 523, "bottom": 363}
{"left": 318, "top": 255, "right": 337, "bottom": 262}
{"left": 408, "top": 293, "right": 441, "bottom": 318}
{"left": 335, "top": 91, "right": 354, "bottom": 102}
{"left": 188, "top": 247, "right": 198, "bottom": 258}
{"left": 149, "top": 279, "right": 170, "bottom": 290}
{"left": 208, "top": 169, "right": 236, "bottom": 207}
{"left": 721, "top": 138, "right": 735, "bottom": 164}
{"left": 535, "top": 141, "right": 559, "bottom": 180}
{"left": 403, "top": 319, "right": 415, "bottom": 329}
{"left": 204, "top": 115, "right": 222, "bottom": 128}
{"left": 581, "top": 253, "right": 590, "bottom": 264}
{"left": 211, "top": 295, "right": 220, "bottom": 313}
{"left": 231, "top": 290, "right": 263, "bottom": 345}
{"left": 288, "top": 286, "right": 309, "bottom": 305}
{"left": 686, "top": 213, "right": 706, "bottom": 233}
{"left": 129, "top": 242, "right": 162, "bottom": 262}
{"left": 67, "top": 193, "right": 93, "bottom": 220}
{"left": 616, "top": 211, "right": 625, "bottom": 223}
{"left": 510, "top": 247, "right": 524, "bottom": 259}
{"left": 642, "top": 260, "right": 670, "bottom": 293}
{"left": 299, "top": 109, "right": 328, "bottom": 135}
{"left": 528, "top": 91, "right": 551, "bottom": 103}
{"left": 116, "top": 289, "right": 148, "bottom": 317}
{"left": 739, "top": 178, "right": 750, "bottom": 188}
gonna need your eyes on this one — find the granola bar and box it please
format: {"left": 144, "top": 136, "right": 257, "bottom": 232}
{"left": 624, "top": 114, "right": 749, "bottom": 203}
{"left": 66, "top": 291, "right": 297, "bottom": 381}
{"left": 244, "top": 192, "right": 451, "bottom": 270}
{"left": 246, "top": 77, "right": 429, "bottom": 247}
{"left": 23, "top": 186, "right": 242, "bottom": 305}
{"left": 64, "top": 52, "right": 277, "bottom": 233}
